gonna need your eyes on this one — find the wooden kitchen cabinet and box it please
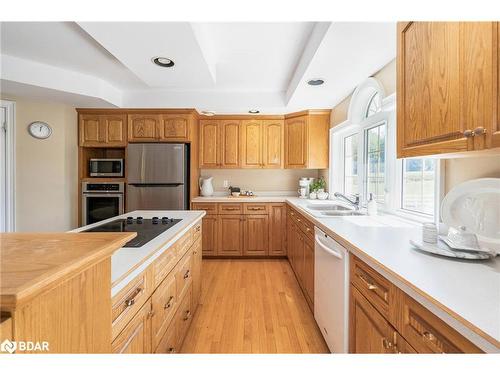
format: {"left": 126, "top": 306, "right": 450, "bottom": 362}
{"left": 112, "top": 300, "right": 153, "bottom": 354}
{"left": 191, "top": 237, "right": 202, "bottom": 310}
{"left": 268, "top": 203, "right": 286, "bottom": 256}
{"left": 262, "top": 120, "right": 284, "bottom": 168}
{"left": 200, "top": 215, "right": 218, "bottom": 256}
{"left": 128, "top": 114, "right": 162, "bottom": 142}
{"left": 79, "top": 114, "right": 127, "bottom": 147}
{"left": 397, "top": 22, "right": 500, "bottom": 157}
{"left": 492, "top": 22, "right": 500, "bottom": 149}
{"left": 218, "top": 215, "right": 244, "bottom": 256}
{"left": 151, "top": 272, "right": 177, "bottom": 350}
{"left": 284, "top": 111, "right": 330, "bottom": 169}
{"left": 240, "top": 120, "right": 263, "bottom": 168}
{"left": 243, "top": 214, "right": 269, "bottom": 256}
{"left": 199, "top": 119, "right": 221, "bottom": 168}
{"left": 220, "top": 120, "right": 241, "bottom": 167}
{"left": 303, "top": 238, "right": 314, "bottom": 309}
{"left": 160, "top": 114, "right": 190, "bottom": 141}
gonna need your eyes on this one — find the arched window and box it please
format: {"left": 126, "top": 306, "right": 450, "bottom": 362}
{"left": 365, "top": 91, "right": 381, "bottom": 118}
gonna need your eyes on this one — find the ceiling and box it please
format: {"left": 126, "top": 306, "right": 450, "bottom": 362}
{"left": 0, "top": 21, "right": 396, "bottom": 113}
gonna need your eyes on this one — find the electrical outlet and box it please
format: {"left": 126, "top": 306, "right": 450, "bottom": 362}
{"left": 223, "top": 180, "right": 229, "bottom": 188}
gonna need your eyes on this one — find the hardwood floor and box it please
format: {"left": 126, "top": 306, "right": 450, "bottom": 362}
{"left": 181, "top": 259, "right": 329, "bottom": 353}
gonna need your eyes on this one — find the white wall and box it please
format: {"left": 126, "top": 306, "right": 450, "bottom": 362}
{"left": 1, "top": 96, "right": 78, "bottom": 231}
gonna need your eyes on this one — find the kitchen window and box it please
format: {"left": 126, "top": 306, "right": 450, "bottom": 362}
{"left": 330, "top": 78, "right": 441, "bottom": 222}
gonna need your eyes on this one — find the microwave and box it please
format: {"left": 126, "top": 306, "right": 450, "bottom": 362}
{"left": 89, "top": 159, "right": 124, "bottom": 177}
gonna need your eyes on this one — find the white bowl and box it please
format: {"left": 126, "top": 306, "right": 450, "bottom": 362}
{"left": 231, "top": 192, "right": 240, "bottom": 197}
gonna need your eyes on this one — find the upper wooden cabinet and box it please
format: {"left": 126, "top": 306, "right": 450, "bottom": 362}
{"left": 199, "top": 120, "right": 222, "bottom": 168}
{"left": 240, "top": 120, "right": 263, "bottom": 168}
{"left": 128, "top": 114, "right": 162, "bottom": 142}
{"left": 397, "top": 22, "right": 500, "bottom": 157}
{"left": 262, "top": 120, "right": 284, "bottom": 168}
{"left": 284, "top": 111, "right": 330, "bottom": 169}
{"left": 160, "top": 114, "right": 191, "bottom": 141}
{"left": 220, "top": 120, "right": 241, "bottom": 167}
{"left": 79, "top": 114, "right": 127, "bottom": 147}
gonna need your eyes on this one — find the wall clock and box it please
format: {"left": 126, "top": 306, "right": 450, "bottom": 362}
{"left": 28, "top": 121, "right": 52, "bottom": 139}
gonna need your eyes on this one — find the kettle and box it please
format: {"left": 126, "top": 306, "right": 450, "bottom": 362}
{"left": 199, "top": 177, "right": 214, "bottom": 197}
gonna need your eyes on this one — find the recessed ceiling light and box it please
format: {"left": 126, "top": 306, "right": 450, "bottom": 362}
{"left": 152, "top": 57, "right": 175, "bottom": 68}
{"left": 248, "top": 110, "right": 260, "bottom": 114}
{"left": 201, "top": 110, "right": 216, "bottom": 116}
{"left": 307, "top": 79, "right": 324, "bottom": 86}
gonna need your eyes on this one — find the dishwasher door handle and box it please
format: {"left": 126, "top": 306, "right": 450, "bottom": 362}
{"left": 315, "top": 235, "right": 343, "bottom": 259}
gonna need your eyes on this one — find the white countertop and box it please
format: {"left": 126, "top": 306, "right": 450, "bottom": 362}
{"left": 286, "top": 198, "right": 500, "bottom": 352}
{"left": 72, "top": 210, "right": 205, "bottom": 296}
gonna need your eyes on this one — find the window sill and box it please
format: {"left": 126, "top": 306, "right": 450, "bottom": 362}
{"left": 391, "top": 208, "right": 435, "bottom": 225}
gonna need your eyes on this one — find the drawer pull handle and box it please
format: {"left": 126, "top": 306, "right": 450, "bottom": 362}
{"left": 183, "top": 310, "right": 191, "bottom": 321}
{"left": 196, "top": 226, "right": 201, "bottom": 232}
{"left": 164, "top": 296, "right": 174, "bottom": 309}
{"left": 463, "top": 129, "right": 474, "bottom": 138}
{"left": 168, "top": 347, "right": 176, "bottom": 353}
{"left": 306, "top": 227, "right": 311, "bottom": 232}
{"left": 358, "top": 274, "right": 378, "bottom": 290}
{"left": 422, "top": 331, "right": 436, "bottom": 342}
{"left": 249, "top": 207, "right": 264, "bottom": 210}
{"left": 183, "top": 270, "right": 190, "bottom": 279}
{"left": 224, "top": 207, "right": 238, "bottom": 211}
{"left": 473, "top": 126, "right": 486, "bottom": 136}
{"left": 147, "top": 310, "right": 155, "bottom": 318}
{"left": 382, "top": 338, "right": 393, "bottom": 349}
{"left": 124, "top": 287, "right": 143, "bottom": 307}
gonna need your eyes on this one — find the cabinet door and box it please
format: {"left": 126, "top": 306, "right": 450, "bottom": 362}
{"left": 269, "top": 204, "right": 286, "bottom": 256}
{"left": 102, "top": 115, "right": 127, "bottom": 146}
{"left": 79, "top": 114, "right": 104, "bottom": 147}
{"left": 199, "top": 120, "right": 220, "bottom": 168}
{"left": 218, "top": 215, "right": 243, "bottom": 256}
{"left": 191, "top": 237, "right": 202, "bottom": 310}
{"left": 349, "top": 286, "right": 396, "bottom": 354}
{"left": 303, "top": 237, "right": 314, "bottom": 309}
{"left": 220, "top": 120, "right": 240, "bottom": 167}
{"left": 201, "top": 215, "right": 218, "bottom": 256}
{"left": 151, "top": 272, "right": 177, "bottom": 350}
{"left": 112, "top": 300, "right": 152, "bottom": 354}
{"left": 489, "top": 22, "right": 500, "bottom": 149}
{"left": 293, "top": 228, "right": 305, "bottom": 285}
{"left": 240, "top": 120, "right": 263, "bottom": 168}
{"left": 161, "top": 114, "right": 190, "bottom": 141}
{"left": 155, "top": 320, "right": 177, "bottom": 354}
{"left": 262, "top": 120, "right": 284, "bottom": 168}
{"left": 243, "top": 214, "right": 269, "bottom": 256}
{"left": 128, "top": 114, "right": 161, "bottom": 142}
{"left": 397, "top": 22, "right": 470, "bottom": 157}
{"left": 285, "top": 116, "right": 307, "bottom": 168}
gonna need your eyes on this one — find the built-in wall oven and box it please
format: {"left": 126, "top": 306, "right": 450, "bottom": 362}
{"left": 81, "top": 182, "right": 124, "bottom": 225}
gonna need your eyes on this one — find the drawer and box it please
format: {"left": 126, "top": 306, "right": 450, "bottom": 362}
{"left": 151, "top": 271, "right": 177, "bottom": 350}
{"left": 153, "top": 247, "right": 177, "bottom": 287}
{"left": 174, "top": 285, "right": 193, "bottom": 349}
{"left": 243, "top": 203, "right": 268, "bottom": 214}
{"left": 176, "top": 229, "right": 193, "bottom": 259}
{"left": 350, "top": 255, "right": 393, "bottom": 319}
{"left": 218, "top": 203, "right": 242, "bottom": 214}
{"left": 112, "top": 267, "right": 152, "bottom": 340}
{"left": 112, "top": 299, "right": 152, "bottom": 354}
{"left": 176, "top": 250, "right": 193, "bottom": 301}
{"left": 191, "top": 220, "right": 202, "bottom": 241}
{"left": 400, "top": 294, "right": 482, "bottom": 353}
{"left": 192, "top": 202, "right": 217, "bottom": 214}
{"left": 155, "top": 319, "right": 177, "bottom": 354}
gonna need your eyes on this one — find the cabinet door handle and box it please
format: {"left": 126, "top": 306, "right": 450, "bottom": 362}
{"left": 168, "top": 347, "right": 176, "bottom": 354}
{"left": 382, "top": 338, "right": 393, "bottom": 349}
{"left": 463, "top": 129, "right": 474, "bottom": 137}
{"left": 124, "top": 287, "right": 143, "bottom": 307}
{"left": 422, "top": 331, "right": 436, "bottom": 342}
{"left": 358, "top": 274, "right": 378, "bottom": 290}
{"left": 473, "top": 126, "right": 486, "bottom": 135}
{"left": 147, "top": 310, "right": 155, "bottom": 319}
{"left": 183, "top": 270, "right": 190, "bottom": 279}
{"left": 183, "top": 310, "right": 191, "bottom": 321}
{"left": 164, "top": 296, "right": 174, "bottom": 309}
{"left": 249, "top": 207, "right": 264, "bottom": 210}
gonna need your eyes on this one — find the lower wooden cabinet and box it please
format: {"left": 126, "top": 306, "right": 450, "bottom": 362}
{"left": 200, "top": 215, "right": 218, "bottom": 256}
{"left": 218, "top": 215, "right": 244, "bottom": 256}
{"left": 155, "top": 319, "right": 178, "bottom": 354}
{"left": 175, "top": 286, "right": 193, "bottom": 349}
{"left": 243, "top": 214, "right": 269, "bottom": 256}
{"left": 151, "top": 272, "right": 177, "bottom": 349}
{"left": 349, "top": 255, "right": 482, "bottom": 354}
{"left": 268, "top": 203, "right": 286, "bottom": 256}
{"left": 112, "top": 301, "right": 153, "bottom": 354}
{"left": 191, "top": 237, "right": 202, "bottom": 310}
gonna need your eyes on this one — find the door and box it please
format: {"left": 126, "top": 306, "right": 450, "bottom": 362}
{"left": 127, "top": 143, "right": 186, "bottom": 183}
{"left": 220, "top": 120, "right": 240, "bottom": 167}
{"left": 262, "top": 120, "right": 283, "bottom": 168}
{"left": 349, "top": 286, "right": 396, "bottom": 354}
{"left": 126, "top": 185, "right": 185, "bottom": 211}
{"left": 199, "top": 120, "right": 220, "bottom": 168}
{"left": 269, "top": 203, "right": 286, "bottom": 256}
{"left": 128, "top": 114, "right": 161, "bottom": 142}
{"left": 303, "top": 237, "right": 314, "bottom": 309}
{"left": 112, "top": 301, "right": 152, "bottom": 354}
{"left": 218, "top": 215, "right": 243, "bottom": 256}
{"left": 240, "top": 120, "right": 263, "bottom": 168}
{"left": 83, "top": 193, "right": 123, "bottom": 225}
{"left": 397, "top": 22, "right": 469, "bottom": 157}
{"left": 201, "top": 215, "right": 218, "bottom": 256}
{"left": 285, "top": 116, "right": 307, "bottom": 168}
{"left": 79, "top": 114, "right": 103, "bottom": 146}
{"left": 160, "top": 114, "right": 190, "bottom": 141}
{"left": 151, "top": 272, "right": 177, "bottom": 350}
{"left": 102, "top": 115, "right": 127, "bottom": 146}
{"left": 243, "top": 215, "right": 268, "bottom": 256}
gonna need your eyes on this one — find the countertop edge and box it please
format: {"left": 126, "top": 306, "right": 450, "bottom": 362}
{"left": 285, "top": 199, "right": 500, "bottom": 353}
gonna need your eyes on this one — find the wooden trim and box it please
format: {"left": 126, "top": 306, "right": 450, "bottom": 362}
{"left": 76, "top": 108, "right": 198, "bottom": 115}
{"left": 284, "top": 109, "right": 331, "bottom": 119}
{"left": 199, "top": 114, "right": 285, "bottom": 120}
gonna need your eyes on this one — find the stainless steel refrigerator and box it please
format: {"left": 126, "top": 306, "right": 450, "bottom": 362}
{"left": 126, "top": 143, "right": 189, "bottom": 211}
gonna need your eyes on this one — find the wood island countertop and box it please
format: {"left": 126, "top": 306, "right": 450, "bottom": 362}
{"left": 0, "top": 232, "right": 136, "bottom": 309}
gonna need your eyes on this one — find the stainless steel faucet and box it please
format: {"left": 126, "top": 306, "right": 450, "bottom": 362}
{"left": 333, "top": 192, "right": 360, "bottom": 210}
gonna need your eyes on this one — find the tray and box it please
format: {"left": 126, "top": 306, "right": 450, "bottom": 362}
{"left": 409, "top": 239, "right": 494, "bottom": 260}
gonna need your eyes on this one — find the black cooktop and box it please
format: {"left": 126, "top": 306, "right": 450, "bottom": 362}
{"left": 84, "top": 216, "right": 182, "bottom": 248}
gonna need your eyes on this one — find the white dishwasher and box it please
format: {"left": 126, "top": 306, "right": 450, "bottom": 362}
{"left": 314, "top": 227, "right": 349, "bottom": 353}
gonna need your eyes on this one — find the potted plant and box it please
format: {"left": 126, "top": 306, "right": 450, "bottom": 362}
{"left": 309, "top": 177, "right": 326, "bottom": 199}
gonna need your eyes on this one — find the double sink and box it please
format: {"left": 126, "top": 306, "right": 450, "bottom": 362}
{"left": 303, "top": 202, "right": 364, "bottom": 218}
